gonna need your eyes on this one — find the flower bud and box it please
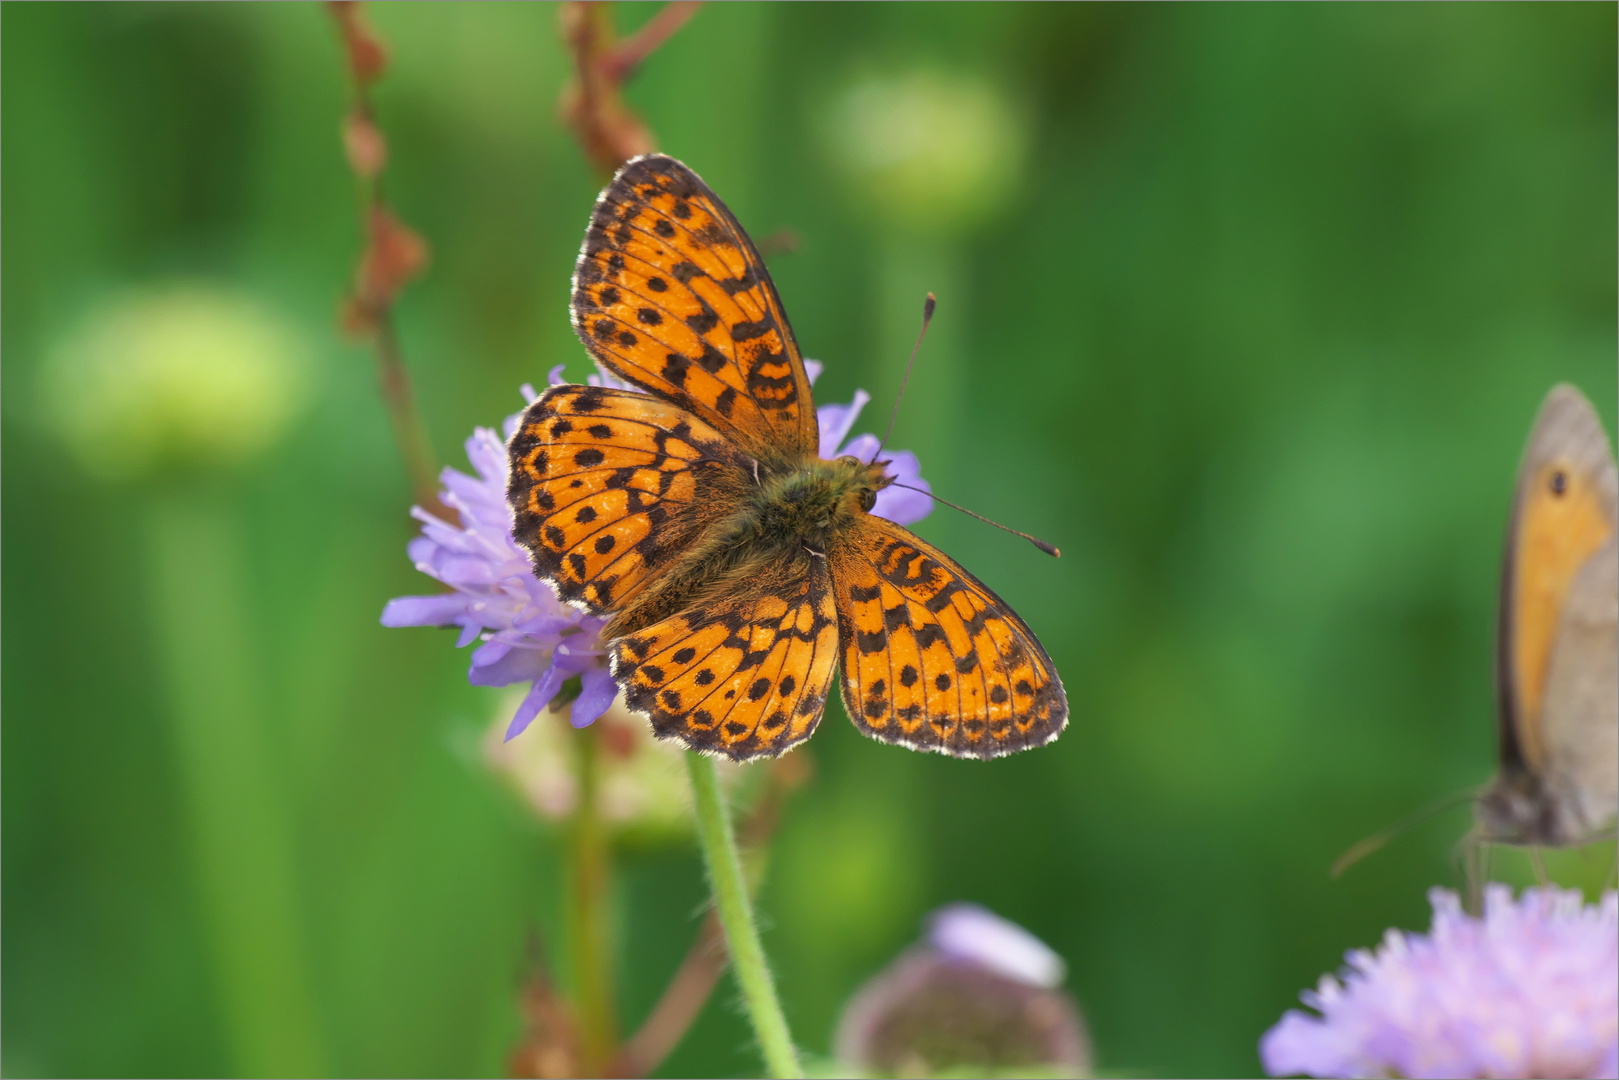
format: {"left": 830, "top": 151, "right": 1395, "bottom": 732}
{"left": 822, "top": 70, "right": 1028, "bottom": 237}
{"left": 40, "top": 284, "right": 310, "bottom": 480}
{"left": 483, "top": 690, "right": 754, "bottom": 844}
{"left": 836, "top": 904, "right": 1091, "bottom": 1077}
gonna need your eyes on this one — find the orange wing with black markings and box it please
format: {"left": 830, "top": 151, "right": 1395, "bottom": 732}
{"left": 610, "top": 552, "right": 840, "bottom": 759}
{"left": 507, "top": 383, "right": 751, "bottom": 615}
{"left": 571, "top": 154, "right": 818, "bottom": 459}
{"left": 831, "top": 517, "right": 1067, "bottom": 759}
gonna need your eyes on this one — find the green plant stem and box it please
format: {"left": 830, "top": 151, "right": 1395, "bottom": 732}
{"left": 144, "top": 491, "right": 324, "bottom": 1076}
{"left": 572, "top": 722, "right": 617, "bottom": 1074}
{"left": 684, "top": 753, "right": 802, "bottom": 1079}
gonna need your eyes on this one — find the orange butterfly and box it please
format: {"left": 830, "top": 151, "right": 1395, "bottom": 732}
{"left": 506, "top": 155, "right": 1066, "bottom": 760}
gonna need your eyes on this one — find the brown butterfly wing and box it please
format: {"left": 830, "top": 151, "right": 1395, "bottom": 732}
{"left": 1540, "top": 534, "right": 1618, "bottom": 841}
{"left": 507, "top": 383, "right": 751, "bottom": 615}
{"left": 610, "top": 551, "right": 839, "bottom": 760}
{"left": 830, "top": 516, "right": 1067, "bottom": 758}
{"left": 571, "top": 154, "right": 818, "bottom": 461}
{"left": 1482, "top": 382, "right": 1618, "bottom": 844}
{"left": 1497, "top": 384, "right": 1618, "bottom": 778}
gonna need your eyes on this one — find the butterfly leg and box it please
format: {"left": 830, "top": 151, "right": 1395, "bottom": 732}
{"left": 1527, "top": 845, "right": 1549, "bottom": 886}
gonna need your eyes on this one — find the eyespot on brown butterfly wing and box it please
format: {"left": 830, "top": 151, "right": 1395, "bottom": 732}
{"left": 1478, "top": 383, "right": 1618, "bottom": 846}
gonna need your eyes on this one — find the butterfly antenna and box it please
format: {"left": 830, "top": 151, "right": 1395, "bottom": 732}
{"left": 876, "top": 293, "right": 935, "bottom": 460}
{"left": 890, "top": 482, "right": 1060, "bottom": 558}
{"left": 1330, "top": 787, "right": 1477, "bottom": 878}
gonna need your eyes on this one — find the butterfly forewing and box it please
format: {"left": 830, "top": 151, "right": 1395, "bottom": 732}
{"left": 507, "top": 384, "right": 751, "bottom": 615}
{"left": 572, "top": 155, "right": 818, "bottom": 460}
{"left": 611, "top": 554, "right": 840, "bottom": 759}
{"left": 831, "top": 517, "right": 1067, "bottom": 758}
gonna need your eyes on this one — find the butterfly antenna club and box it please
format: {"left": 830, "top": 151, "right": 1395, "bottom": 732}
{"left": 876, "top": 292, "right": 935, "bottom": 460}
{"left": 891, "top": 483, "right": 1060, "bottom": 558}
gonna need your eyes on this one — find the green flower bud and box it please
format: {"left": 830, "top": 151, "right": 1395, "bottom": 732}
{"left": 40, "top": 284, "right": 311, "bottom": 480}
{"left": 822, "top": 70, "right": 1028, "bottom": 237}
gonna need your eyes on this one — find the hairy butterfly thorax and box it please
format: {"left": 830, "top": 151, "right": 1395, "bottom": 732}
{"left": 507, "top": 154, "right": 1067, "bottom": 760}
{"left": 754, "top": 455, "right": 890, "bottom": 550}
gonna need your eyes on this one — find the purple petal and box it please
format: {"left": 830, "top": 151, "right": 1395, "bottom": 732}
{"left": 838, "top": 432, "right": 879, "bottom": 463}
{"left": 381, "top": 594, "right": 468, "bottom": 628}
{"left": 505, "top": 664, "right": 565, "bottom": 741}
{"left": 547, "top": 364, "right": 568, "bottom": 386}
{"left": 1260, "top": 1010, "right": 1346, "bottom": 1078}
{"left": 817, "top": 391, "right": 871, "bottom": 457}
{"left": 586, "top": 365, "right": 637, "bottom": 391}
{"left": 569, "top": 667, "right": 619, "bottom": 728}
{"left": 511, "top": 613, "right": 583, "bottom": 639}
{"left": 469, "top": 642, "right": 553, "bottom": 687}
{"left": 927, "top": 903, "right": 1065, "bottom": 989}
{"left": 871, "top": 488, "right": 932, "bottom": 526}
{"left": 879, "top": 447, "right": 926, "bottom": 486}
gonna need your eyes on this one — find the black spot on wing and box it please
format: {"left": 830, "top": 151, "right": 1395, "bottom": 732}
{"left": 731, "top": 316, "right": 776, "bottom": 342}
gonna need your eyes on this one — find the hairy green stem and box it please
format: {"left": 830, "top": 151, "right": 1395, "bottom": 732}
{"left": 684, "top": 754, "right": 802, "bottom": 1079}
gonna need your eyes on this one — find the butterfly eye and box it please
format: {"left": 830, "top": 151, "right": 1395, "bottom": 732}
{"left": 859, "top": 489, "right": 877, "bottom": 512}
{"left": 1550, "top": 469, "right": 1568, "bottom": 496}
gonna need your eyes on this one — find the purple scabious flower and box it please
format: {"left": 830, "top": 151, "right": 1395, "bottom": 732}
{"left": 380, "top": 382, "right": 618, "bottom": 740}
{"left": 382, "top": 362, "right": 931, "bottom": 741}
{"left": 1261, "top": 886, "right": 1619, "bottom": 1080}
{"left": 835, "top": 903, "right": 1090, "bottom": 1076}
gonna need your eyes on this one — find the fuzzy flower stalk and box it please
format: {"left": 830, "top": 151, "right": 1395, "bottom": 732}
{"left": 1261, "top": 885, "right": 1618, "bottom": 1080}
{"left": 381, "top": 361, "right": 930, "bottom": 738}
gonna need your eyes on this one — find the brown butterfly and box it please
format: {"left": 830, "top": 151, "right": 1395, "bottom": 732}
{"left": 505, "top": 155, "right": 1066, "bottom": 761}
{"left": 1477, "top": 383, "right": 1618, "bottom": 846}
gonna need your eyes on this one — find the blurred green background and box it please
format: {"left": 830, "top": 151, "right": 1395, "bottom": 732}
{"left": 4, "top": 3, "right": 1615, "bottom": 1077}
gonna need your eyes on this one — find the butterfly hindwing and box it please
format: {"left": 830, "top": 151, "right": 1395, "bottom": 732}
{"left": 611, "top": 553, "right": 839, "bottom": 759}
{"left": 1540, "top": 534, "right": 1619, "bottom": 837}
{"left": 831, "top": 517, "right": 1067, "bottom": 759}
{"left": 571, "top": 154, "right": 818, "bottom": 460}
{"left": 507, "top": 384, "right": 751, "bottom": 615}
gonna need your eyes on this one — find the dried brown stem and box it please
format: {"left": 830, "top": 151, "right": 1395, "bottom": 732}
{"left": 607, "top": 910, "right": 726, "bottom": 1079}
{"left": 510, "top": 932, "right": 583, "bottom": 1080}
{"left": 325, "top": 2, "right": 452, "bottom": 523}
{"left": 601, "top": 1, "right": 703, "bottom": 84}
{"left": 558, "top": 2, "right": 701, "bottom": 177}
{"left": 373, "top": 315, "right": 449, "bottom": 523}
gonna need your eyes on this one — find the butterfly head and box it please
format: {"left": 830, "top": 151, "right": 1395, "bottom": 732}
{"left": 1476, "top": 767, "right": 1559, "bottom": 845}
{"left": 840, "top": 454, "right": 896, "bottom": 514}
